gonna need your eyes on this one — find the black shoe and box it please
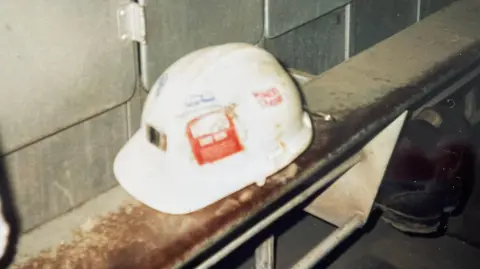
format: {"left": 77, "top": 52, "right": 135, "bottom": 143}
{"left": 375, "top": 103, "right": 473, "bottom": 234}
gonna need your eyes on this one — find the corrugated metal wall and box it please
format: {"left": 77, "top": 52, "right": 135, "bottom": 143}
{"left": 0, "top": 0, "right": 457, "bottom": 232}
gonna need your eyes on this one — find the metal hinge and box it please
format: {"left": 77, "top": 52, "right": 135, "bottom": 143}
{"left": 117, "top": 2, "right": 146, "bottom": 44}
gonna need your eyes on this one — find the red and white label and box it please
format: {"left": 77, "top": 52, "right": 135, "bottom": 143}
{"left": 186, "top": 110, "right": 243, "bottom": 165}
{"left": 253, "top": 88, "right": 283, "bottom": 107}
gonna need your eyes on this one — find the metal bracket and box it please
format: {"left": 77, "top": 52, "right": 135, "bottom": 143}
{"left": 304, "top": 111, "right": 408, "bottom": 227}
{"left": 117, "top": 2, "right": 146, "bottom": 44}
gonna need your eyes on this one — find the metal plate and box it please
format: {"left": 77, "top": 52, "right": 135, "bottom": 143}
{"left": 4, "top": 105, "right": 128, "bottom": 232}
{"left": 420, "top": 0, "right": 457, "bottom": 19}
{"left": 0, "top": 0, "right": 137, "bottom": 154}
{"left": 351, "top": 0, "right": 417, "bottom": 55}
{"left": 265, "top": 8, "right": 346, "bottom": 75}
{"left": 264, "top": 0, "right": 350, "bottom": 39}
{"left": 139, "top": 0, "right": 263, "bottom": 90}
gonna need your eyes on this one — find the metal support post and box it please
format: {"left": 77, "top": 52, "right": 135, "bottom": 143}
{"left": 255, "top": 235, "right": 275, "bottom": 269}
{"left": 290, "top": 215, "right": 364, "bottom": 269}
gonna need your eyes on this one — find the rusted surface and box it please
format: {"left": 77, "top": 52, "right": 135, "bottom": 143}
{"left": 12, "top": 165, "right": 301, "bottom": 269}
{"left": 13, "top": 1, "right": 480, "bottom": 268}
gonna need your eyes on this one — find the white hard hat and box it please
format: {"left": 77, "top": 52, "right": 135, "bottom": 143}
{"left": 114, "top": 43, "right": 313, "bottom": 214}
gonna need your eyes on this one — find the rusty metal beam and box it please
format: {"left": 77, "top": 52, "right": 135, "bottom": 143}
{"left": 13, "top": 0, "right": 480, "bottom": 268}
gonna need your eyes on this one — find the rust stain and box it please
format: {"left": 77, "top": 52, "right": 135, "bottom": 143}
{"left": 225, "top": 103, "right": 238, "bottom": 119}
{"left": 13, "top": 183, "right": 286, "bottom": 269}
{"left": 279, "top": 140, "right": 287, "bottom": 150}
{"left": 270, "top": 163, "right": 299, "bottom": 184}
{"left": 239, "top": 190, "right": 254, "bottom": 202}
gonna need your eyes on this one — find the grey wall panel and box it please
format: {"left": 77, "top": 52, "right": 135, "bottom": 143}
{"left": 351, "top": 0, "right": 417, "bottom": 55}
{"left": 3, "top": 106, "right": 128, "bottom": 232}
{"left": 140, "top": 0, "right": 263, "bottom": 90}
{"left": 265, "top": 0, "right": 350, "bottom": 38}
{"left": 420, "top": 0, "right": 457, "bottom": 19}
{"left": 265, "top": 8, "right": 346, "bottom": 75}
{"left": 0, "top": 0, "right": 137, "bottom": 154}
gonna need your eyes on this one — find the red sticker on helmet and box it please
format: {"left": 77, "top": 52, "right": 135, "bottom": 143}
{"left": 253, "top": 88, "right": 283, "bottom": 107}
{"left": 186, "top": 109, "right": 243, "bottom": 165}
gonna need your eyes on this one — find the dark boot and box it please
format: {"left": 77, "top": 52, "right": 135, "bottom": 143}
{"left": 376, "top": 103, "right": 473, "bottom": 234}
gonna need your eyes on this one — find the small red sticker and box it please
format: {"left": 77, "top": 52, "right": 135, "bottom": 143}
{"left": 253, "top": 88, "right": 283, "bottom": 107}
{"left": 186, "top": 109, "right": 243, "bottom": 165}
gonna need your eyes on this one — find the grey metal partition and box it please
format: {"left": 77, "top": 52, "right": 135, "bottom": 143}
{"left": 0, "top": 0, "right": 137, "bottom": 155}
{"left": 138, "top": 0, "right": 264, "bottom": 90}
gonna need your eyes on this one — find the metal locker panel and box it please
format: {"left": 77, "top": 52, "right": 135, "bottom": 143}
{"left": 0, "top": 0, "right": 137, "bottom": 154}
{"left": 264, "top": 0, "right": 350, "bottom": 39}
{"left": 4, "top": 105, "right": 128, "bottom": 232}
{"left": 265, "top": 8, "right": 346, "bottom": 75}
{"left": 139, "top": 0, "right": 263, "bottom": 90}
{"left": 420, "top": 0, "right": 457, "bottom": 19}
{"left": 351, "top": 0, "right": 417, "bottom": 56}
